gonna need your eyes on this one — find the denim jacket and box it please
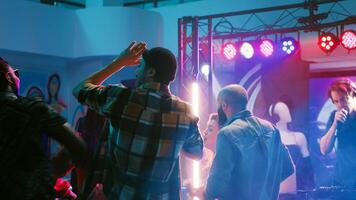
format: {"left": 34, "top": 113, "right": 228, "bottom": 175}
{"left": 205, "top": 110, "right": 294, "bottom": 200}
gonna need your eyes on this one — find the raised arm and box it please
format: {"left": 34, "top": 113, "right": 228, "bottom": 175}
{"left": 49, "top": 123, "right": 88, "bottom": 178}
{"left": 73, "top": 42, "right": 146, "bottom": 99}
{"left": 320, "top": 110, "right": 347, "bottom": 155}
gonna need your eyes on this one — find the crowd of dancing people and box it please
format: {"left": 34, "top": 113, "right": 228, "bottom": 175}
{"left": 1, "top": 42, "right": 356, "bottom": 200}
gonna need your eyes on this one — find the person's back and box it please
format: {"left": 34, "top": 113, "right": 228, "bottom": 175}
{"left": 72, "top": 43, "right": 203, "bottom": 199}
{"left": 0, "top": 95, "right": 58, "bottom": 199}
{"left": 221, "top": 113, "right": 292, "bottom": 200}
{"left": 103, "top": 83, "right": 201, "bottom": 199}
{"left": 205, "top": 84, "right": 293, "bottom": 200}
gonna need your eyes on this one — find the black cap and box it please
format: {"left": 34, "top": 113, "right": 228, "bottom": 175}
{"left": 142, "top": 47, "right": 177, "bottom": 84}
{"left": 0, "top": 57, "right": 10, "bottom": 73}
{"left": 0, "top": 58, "right": 19, "bottom": 77}
{"left": 0, "top": 57, "right": 8, "bottom": 65}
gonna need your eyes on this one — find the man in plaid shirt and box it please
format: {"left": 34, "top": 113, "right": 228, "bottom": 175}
{"left": 73, "top": 42, "right": 203, "bottom": 199}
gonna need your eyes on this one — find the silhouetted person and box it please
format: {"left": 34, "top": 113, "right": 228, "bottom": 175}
{"left": 0, "top": 57, "right": 87, "bottom": 199}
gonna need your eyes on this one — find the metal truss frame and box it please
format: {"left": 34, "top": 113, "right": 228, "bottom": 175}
{"left": 178, "top": 0, "right": 356, "bottom": 113}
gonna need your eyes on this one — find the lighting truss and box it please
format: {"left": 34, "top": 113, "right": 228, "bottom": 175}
{"left": 178, "top": 0, "right": 356, "bottom": 113}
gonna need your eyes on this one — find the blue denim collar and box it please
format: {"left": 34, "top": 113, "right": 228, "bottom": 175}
{"left": 226, "top": 110, "right": 252, "bottom": 126}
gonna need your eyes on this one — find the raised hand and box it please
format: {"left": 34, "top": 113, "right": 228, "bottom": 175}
{"left": 114, "top": 41, "right": 147, "bottom": 67}
{"left": 333, "top": 108, "right": 348, "bottom": 127}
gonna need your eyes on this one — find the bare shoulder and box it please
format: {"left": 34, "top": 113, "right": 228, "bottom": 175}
{"left": 294, "top": 132, "right": 307, "bottom": 141}
{"left": 294, "top": 132, "right": 308, "bottom": 148}
{"left": 294, "top": 131, "right": 310, "bottom": 156}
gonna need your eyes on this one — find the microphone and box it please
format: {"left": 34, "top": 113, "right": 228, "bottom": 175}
{"left": 336, "top": 108, "right": 348, "bottom": 132}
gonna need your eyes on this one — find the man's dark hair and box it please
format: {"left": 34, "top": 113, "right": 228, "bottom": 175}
{"left": 142, "top": 47, "right": 177, "bottom": 85}
{"left": 328, "top": 78, "right": 356, "bottom": 101}
{"left": 0, "top": 57, "right": 10, "bottom": 91}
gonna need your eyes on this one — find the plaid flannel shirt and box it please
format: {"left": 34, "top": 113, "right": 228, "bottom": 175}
{"left": 76, "top": 82, "right": 203, "bottom": 200}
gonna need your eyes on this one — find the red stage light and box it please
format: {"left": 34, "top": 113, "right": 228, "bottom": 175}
{"left": 259, "top": 40, "right": 274, "bottom": 57}
{"left": 222, "top": 42, "right": 237, "bottom": 60}
{"left": 341, "top": 30, "right": 356, "bottom": 51}
{"left": 318, "top": 32, "right": 338, "bottom": 53}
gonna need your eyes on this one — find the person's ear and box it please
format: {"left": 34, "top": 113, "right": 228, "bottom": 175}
{"left": 5, "top": 72, "right": 14, "bottom": 85}
{"left": 221, "top": 101, "right": 228, "bottom": 112}
{"left": 146, "top": 67, "right": 156, "bottom": 78}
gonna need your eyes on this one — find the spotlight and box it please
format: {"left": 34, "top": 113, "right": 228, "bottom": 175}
{"left": 200, "top": 64, "right": 210, "bottom": 77}
{"left": 191, "top": 82, "right": 200, "bottom": 116}
{"left": 281, "top": 37, "right": 298, "bottom": 55}
{"left": 318, "top": 32, "right": 338, "bottom": 53}
{"left": 259, "top": 39, "right": 274, "bottom": 57}
{"left": 222, "top": 42, "right": 237, "bottom": 60}
{"left": 341, "top": 30, "right": 356, "bottom": 51}
{"left": 240, "top": 42, "right": 254, "bottom": 59}
{"left": 191, "top": 82, "right": 201, "bottom": 190}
